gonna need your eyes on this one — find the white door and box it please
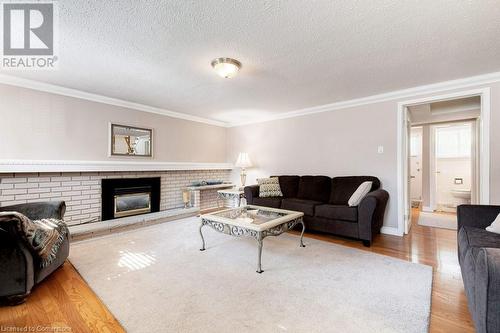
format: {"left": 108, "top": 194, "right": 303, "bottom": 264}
{"left": 410, "top": 157, "right": 422, "bottom": 200}
{"left": 410, "top": 128, "right": 423, "bottom": 202}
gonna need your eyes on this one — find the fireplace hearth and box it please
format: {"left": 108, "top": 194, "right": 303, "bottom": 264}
{"left": 102, "top": 177, "right": 160, "bottom": 221}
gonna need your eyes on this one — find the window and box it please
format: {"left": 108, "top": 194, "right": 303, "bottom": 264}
{"left": 435, "top": 124, "right": 471, "bottom": 158}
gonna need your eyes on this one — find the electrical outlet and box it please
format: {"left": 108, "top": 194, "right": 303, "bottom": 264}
{"left": 377, "top": 146, "right": 384, "bottom": 154}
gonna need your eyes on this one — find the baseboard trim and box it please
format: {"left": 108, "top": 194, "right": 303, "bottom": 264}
{"left": 380, "top": 226, "right": 403, "bottom": 237}
{"left": 421, "top": 206, "right": 434, "bottom": 213}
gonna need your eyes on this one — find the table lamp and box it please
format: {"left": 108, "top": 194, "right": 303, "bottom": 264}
{"left": 235, "top": 152, "right": 252, "bottom": 187}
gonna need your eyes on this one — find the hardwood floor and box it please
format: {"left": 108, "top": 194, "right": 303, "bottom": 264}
{"left": 0, "top": 209, "right": 474, "bottom": 332}
{"left": 0, "top": 261, "right": 124, "bottom": 333}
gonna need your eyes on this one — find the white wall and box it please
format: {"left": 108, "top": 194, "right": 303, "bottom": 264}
{"left": 434, "top": 122, "right": 473, "bottom": 209}
{"left": 2, "top": 77, "right": 500, "bottom": 231}
{"left": 436, "top": 157, "right": 471, "bottom": 208}
{"left": 227, "top": 100, "right": 399, "bottom": 227}
{"left": 0, "top": 84, "right": 227, "bottom": 163}
{"left": 227, "top": 81, "right": 500, "bottom": 230}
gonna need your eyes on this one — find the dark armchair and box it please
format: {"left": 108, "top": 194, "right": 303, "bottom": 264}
{"left": 0, "top": 201, "right": 69, "bottom": 305}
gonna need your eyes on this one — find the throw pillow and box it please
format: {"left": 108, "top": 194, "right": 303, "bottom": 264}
{"left": 258, "top": 177, "right": 283, "bottom": 198}
{"left": 348, "top": 181, "right": 373, "bottom": 207}
{"left": 486, "top": 213, "right": 500, "bottom": 234}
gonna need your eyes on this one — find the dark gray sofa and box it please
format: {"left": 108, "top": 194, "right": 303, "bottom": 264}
{"left": 457, "top": 204, "right": 500, "bottom": 333}
{"left": 245, "top": 176, "right": 389, "bottom": 246}
{"left": 0, "top": 201, "right": 69, "bottom": 305}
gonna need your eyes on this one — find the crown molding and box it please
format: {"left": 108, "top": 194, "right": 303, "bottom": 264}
{"left": 227, "top": 71, "right": 500, "bottom": 127}
{"left": 0, "top": 159, "right": 233, "bottom": 173}
{"left": 2, "top": 71, "right": 500, "bottom": 128}
{"left": 0, "top": 74, "right": 228, "bottom": 127}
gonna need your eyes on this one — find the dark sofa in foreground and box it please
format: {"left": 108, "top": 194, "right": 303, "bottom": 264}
{"left": 245, "top": 176, "right": 389, "bottom": 246}
{"left": 0, "top": 201, "right": 69, "bottom": 305}
{"left": 457, "top": 205, "right": 500, "bottom": 333}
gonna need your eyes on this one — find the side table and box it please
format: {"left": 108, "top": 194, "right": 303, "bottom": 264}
{"left": 217, "top": 189, "right": 245, "bottom": 208}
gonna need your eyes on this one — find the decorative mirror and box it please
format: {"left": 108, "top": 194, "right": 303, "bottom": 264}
{"left": 110, "top": 124, "right": 152, "bottom": 157}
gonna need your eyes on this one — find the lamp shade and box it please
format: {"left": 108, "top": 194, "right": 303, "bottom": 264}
{"left": 235, "top": 152, "right": 252, "bottom": 168}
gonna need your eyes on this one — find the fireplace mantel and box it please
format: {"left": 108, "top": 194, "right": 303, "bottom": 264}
{"left": 0, "top": 159, "right": 233, "bottom": 173}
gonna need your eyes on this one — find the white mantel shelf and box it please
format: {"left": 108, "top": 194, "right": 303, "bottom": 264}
{"left": 0, "top": 159, "right": 234, "bottom": 173}
{"left": 185, "top": 183, "right": 235, "bottom": 191}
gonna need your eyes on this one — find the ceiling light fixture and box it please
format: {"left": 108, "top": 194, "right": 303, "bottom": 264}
{"left": 211, "top": 57, "right": 242, "bottom": 79}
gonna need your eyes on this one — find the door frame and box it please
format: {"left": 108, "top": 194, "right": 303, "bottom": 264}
{"left": 409, "top": 126, "right": 423, "bottom": 204}
{"left": 397, "top": 88, "right": 490, "bottom": 235}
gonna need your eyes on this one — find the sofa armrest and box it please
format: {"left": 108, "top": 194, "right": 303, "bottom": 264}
{"left": 358, "top": 189, "right": 389, "bottom": 243}
{"left": 474, "top": 248, "right": 500, "bottom": 333}
{"left": 0, "top": 239, "right": 34, "bottom": 298}
{"left": 244, "top": 185, "right": 259, "bottom": 205}
{"left": 0, "top": 217, "right": 35, "bottom": 298}
{"left": 457, "top": 205, "right": 500, "bottom": 231}
{"left": 0, "top": 201, "right": 66, "bottom": 220}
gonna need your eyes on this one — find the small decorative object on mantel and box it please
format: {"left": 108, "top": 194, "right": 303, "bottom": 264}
{"left": 235, "top": 152, "right": 252, "bottom": 187}
{"left": 182, "top": 189, "right": 191, "bottom": 208}
{"left": 110, "top": 123, "right": 152, "bottom": 157}
{"left": 190, "top": 180, "right": 225, "bottom": 187}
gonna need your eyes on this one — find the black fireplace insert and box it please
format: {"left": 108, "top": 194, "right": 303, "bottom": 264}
{"left": 101, "top": 177, "right": 160, "bottom": 221}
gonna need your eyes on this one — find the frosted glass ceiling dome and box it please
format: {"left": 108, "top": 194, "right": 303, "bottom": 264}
{"left": 211, "top": 58, "right": 242, "bottom": 79}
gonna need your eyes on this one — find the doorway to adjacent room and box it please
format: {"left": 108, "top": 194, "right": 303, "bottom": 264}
{"left": 397, "top": 88, "right": 490, "bottom": 234}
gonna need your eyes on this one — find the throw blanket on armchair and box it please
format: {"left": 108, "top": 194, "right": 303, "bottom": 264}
{"left": 0, "top": 211, "right": 68, "bottom": 268}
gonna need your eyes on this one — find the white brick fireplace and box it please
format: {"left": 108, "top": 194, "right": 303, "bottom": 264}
{"left": 0, "top": 163, "right": 232, "bottom": 226}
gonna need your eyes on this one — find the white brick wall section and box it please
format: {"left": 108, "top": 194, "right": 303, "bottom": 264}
{"left": 2, "top": 189, "right": 28, "bottom": 196}
{"left": 0, "top": 170, "right": 231, "bottom": 224}
{"left": 2, "top": 178, "right": 27, "bottom": 184}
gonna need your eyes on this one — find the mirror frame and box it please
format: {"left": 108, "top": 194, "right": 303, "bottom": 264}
{"left": 109, "top": 123, "right": 153, "bottom": 157}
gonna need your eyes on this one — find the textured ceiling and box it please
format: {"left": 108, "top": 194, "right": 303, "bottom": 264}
{"left": 3, "top": 0, "right": 500, "bottom": 124}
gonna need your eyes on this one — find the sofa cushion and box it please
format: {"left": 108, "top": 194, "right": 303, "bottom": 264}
{"left": 296, "top": 176, "right": 331, "bottom": 202}
{"left": 330, "top": 176, "right": 380, "bottom": 205}
{"left": 281, "top": 198, "right": 322, "bottom": 216}
{"left": 486, "top": 213, "right": 500, "bottom": 234}
{"left": 275, "top": 176, "right": 300, "bottom": 198}
{"left": 252, "top": 197, "right": 282, "bottom": 209}
{"left": 458, "top": 226, "right": 500, "bottom": 264}
{"left": 315, "top": 204, "right": 358, "bottom": 222}
{"left": 257, "top": 177, "right": 283, "bottom": 198}
{"left": 348, "top": 181, "right": 373, "bottom": 207}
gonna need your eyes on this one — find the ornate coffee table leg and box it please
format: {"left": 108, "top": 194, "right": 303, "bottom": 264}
{"left": 199, "top": 221, "right": 206, "bottom": 251}
{"left": 256, "top": 233, "right": 264, "bottom": 273}
{"left": 299, "top": 220, "right": 306, "bottom": 247}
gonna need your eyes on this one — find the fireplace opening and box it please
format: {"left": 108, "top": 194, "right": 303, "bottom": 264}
{"left": 114, "top": 190, "right": 152, "bottom": 218}
{"left": 102, "top": 178, "right": 160, "bottom": 221}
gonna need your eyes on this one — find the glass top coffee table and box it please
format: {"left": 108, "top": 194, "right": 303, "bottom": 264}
{"left": 199, "top": 205, "right": 305, "bottom": 273}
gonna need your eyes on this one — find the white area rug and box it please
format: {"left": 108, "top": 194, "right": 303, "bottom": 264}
{"left": 418, "top": 212, "right": 457, "bottom": 230}
{"left": 69, "top": 217, "right": 432, "bottom": 333}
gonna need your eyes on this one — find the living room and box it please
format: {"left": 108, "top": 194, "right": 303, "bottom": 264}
{"left": 1, "top": 1, "right": 500, "bottom": 333}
